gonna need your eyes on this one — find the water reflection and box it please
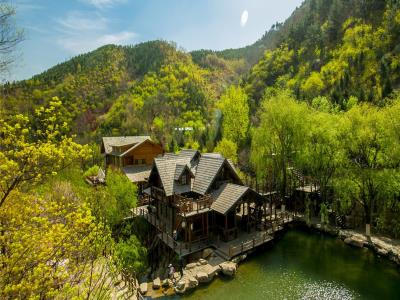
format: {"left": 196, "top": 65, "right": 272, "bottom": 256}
{"left": 164, "top": 228, "right": 400, "bottom": 300}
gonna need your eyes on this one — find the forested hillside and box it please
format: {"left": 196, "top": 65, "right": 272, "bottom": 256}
{"left": 0, "top": 40, "right": 245, "bottom": 147}
{"left": 2, "top": 0, "right": 400, "bottom": 298}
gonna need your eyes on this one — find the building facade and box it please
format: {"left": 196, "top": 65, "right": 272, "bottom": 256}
{"left": 101, "top": 136, "right": 164, "bottom": 192}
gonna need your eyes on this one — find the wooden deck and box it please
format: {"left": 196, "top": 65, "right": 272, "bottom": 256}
{"left": 132, "top": 206, "right": 296, "bottom": 259}
{"left": 214, "top": 214, "right": 294, "bottom": 259}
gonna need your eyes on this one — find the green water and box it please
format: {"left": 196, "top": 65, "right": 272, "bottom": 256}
{"left": 168, "top": 229, "right": 400, "bottom": 300}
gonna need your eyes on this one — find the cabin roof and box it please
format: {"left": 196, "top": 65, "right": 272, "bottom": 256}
{"left": 154, "top": 157, "right": 192, "bottom": 196}
{"left": 211, "top": 183, "right": 249, "bottom": 215}
{"left": 192, "top": 156, "right": 225, "bottom": 195}
{"left": 174, "top": 163, "right": 194, "bottom": 181}
{"left": 122, "top": 165, "right": 152, "bottom": 183}
{"left": 151, "top": 149, "right": 242, "bottom": 197}
{"left": 102, "top": 136, "right": 151, "bottom": 154}
{"left": 120, "top": 138, "right": 161, "bottom": 157}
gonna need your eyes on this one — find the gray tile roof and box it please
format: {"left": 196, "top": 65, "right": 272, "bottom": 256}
{"left": 122, "top": 165, "right": 153, "bottom": 183}
{"left": 151, "top": 150, "right": 243, "bottom": 198}
{"left": 154, "top": 157, "right": 192, "bottom": 196}
{"left": 211, "top": 183, "right": 249, "bottom": 215}
{"left": 174, "top": 164, "right": 186, "bottom": 181}
{"left": 102, "top": 136, "right": 151, "bottom": 154}
{"left": 192, "top": 156, "right": 225, "bottom": 195}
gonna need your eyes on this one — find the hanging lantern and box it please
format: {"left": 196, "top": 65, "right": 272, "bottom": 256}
{"left": 181, "top": 220, "right": 186, "bottom": 228}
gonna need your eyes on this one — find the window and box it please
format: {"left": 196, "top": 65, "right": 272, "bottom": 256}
{"left": 141, "top": 159, "right": 146, "bottom": 164}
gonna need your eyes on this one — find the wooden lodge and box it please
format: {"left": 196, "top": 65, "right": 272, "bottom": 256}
{"left": 134, "top": 150, "right": 294, "bottom": 259}
{"left": 100, "top": 136, "right": 163, "bottom": 192}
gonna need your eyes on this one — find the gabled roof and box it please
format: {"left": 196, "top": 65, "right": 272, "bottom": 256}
{"left": 192, "top": 156, "right": 225, "bottom": 195}
{"left": 174, "top": 163, "right": 194, "bottom": 181}
{"left": 153, "top": 157, "right": 192, "bottom": 196}
{"left": 211, "top": 183, "right": 249, "bottom": 215}
{"left": 150, "top": 149, "right": 243, "bottom": 197}
{"left": 101, "top": 136, "right": 151, "bottom": 155}
{"left": 120, "top": 138, "right": 161, "bottom": 157}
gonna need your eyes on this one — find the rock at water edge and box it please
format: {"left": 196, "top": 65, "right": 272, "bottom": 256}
{"left": 187, "top": 276, "right": 199, "bottom": 289}
{"left": 202, "top": 248, "right": 214, "bottom": 259}
{"left": 195, "top": 271, "right": 210, "bottom": 283}
{"left": 139, "top": 282, "right": 148, "bottom": 295}
{"left": 199, "top": 258, "right": 208, "bottom": 265}
{"left": 185, "top": 262, "right": 197, "bottom": 270}
{"left": 153, "top": 277, "right": 161, "bottom": 290}
{"left": 344, "top": 236, "right": 365, "bottom": 248}
{"left": 219, "top": 261, "right": 237, "bottom": 277}
{"left": 162, "top": 278, "right": 171, "bottom": 288}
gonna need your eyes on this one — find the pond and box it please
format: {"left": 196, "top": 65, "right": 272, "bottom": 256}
{"left": 164, "top": 228, "right": 400, "bottom": 300}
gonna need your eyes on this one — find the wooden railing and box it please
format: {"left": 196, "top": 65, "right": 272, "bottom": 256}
{"left": 228, "top": 232, "right": 271, "bottom": 257}
{"left": 174, "top": 194, "right": 213, "bottom": 216}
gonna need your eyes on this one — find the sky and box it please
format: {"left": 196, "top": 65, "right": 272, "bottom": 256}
{"left": 12, "top": 0, "right": 304, "bottom": 81}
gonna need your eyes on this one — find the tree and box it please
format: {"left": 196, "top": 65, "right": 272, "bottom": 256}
{"left": 218, "top": 85, "right": 249, "bottom": 146}
{"left": 0, "top": 98, "right": 91, "bottom": 207}
{"left": 0, "top": 184, "right": 115, "bottom": 299}
{"left": 251, "top": 90, "right": 310, "bottom": 199}
{"left": 337, "top": 103, "right": 389, "bottom": 235}
{"left": 298, "top": 109, "right": 342, "bottom": 204}
{"left": 0, "top": 1, "right": 24, "bottom": 77}
{"left": 114, "top": 235, "right": 147, "bottom": 291}
{"left": 104, "top": 168, "right": 137, "bottom": 228}
{"left": 214, "top": 138, "right": 238, "bottom": 164}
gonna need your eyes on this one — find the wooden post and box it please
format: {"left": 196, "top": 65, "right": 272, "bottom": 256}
{"left": 202, "top": 213, "right": 205, "bottom": 237}
{"left": 189, "top": 221, "right": 192, "bottom": 252}
{"left": 224, "top": 215, "right": 228, "bottom": 240}
{"left": 206, "top": 212, "right": 209, "bottom": 240}
{"left": 241, "top": 242, "right": 244, "bottom": 253}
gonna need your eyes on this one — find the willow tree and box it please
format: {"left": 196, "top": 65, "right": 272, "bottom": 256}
{"left": 337, "top": 103, "right": 390, "bottom": 235}
{"left": 297, "top": 108, "right": 343, "bottom": 204}
{"left": 251, "top": 90, "right": 310, "bottom": 199}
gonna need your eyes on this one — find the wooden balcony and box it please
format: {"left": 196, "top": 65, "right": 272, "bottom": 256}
{"left": 174, "top": 194, "right": 213, "bottom": 216}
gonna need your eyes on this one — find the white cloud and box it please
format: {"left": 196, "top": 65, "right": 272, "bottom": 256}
{"left": 80, "top": 0, "right": 127, "bottom": 9}
{"left": 59, "top": 31, "right": 134, "bottom": 54}
{"left": 56, "top": 11, "right": 135, "bottom": 54}
{"left": 97, "top": 31, "right": 136, "bottom": 44}
{"left": 57, "top": 11, "right": 108, "bottom": 32}
{"left": 240, "top": 10, "right": 248, "bottom": 27}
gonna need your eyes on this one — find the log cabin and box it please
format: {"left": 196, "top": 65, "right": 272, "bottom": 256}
{"left": 140, "top": 149, "right": 272, "bottom": 258}
{"left": 100, "top": 136, "right": 164, "bottom": 192}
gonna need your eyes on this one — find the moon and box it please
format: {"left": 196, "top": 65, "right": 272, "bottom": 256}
{"left": 241, "top": 10, "right": 248, "bottom": 27}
